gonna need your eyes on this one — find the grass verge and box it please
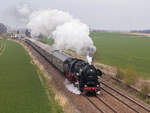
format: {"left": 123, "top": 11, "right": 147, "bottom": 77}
{"left": 0, "top": 39, "right": 63, "bottom": 113}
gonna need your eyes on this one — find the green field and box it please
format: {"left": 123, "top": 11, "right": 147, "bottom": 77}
{"left": 0, "top": 39, "right": 63, "bottom": 113}
{"left": 90, "top": 32, "right": 150, "bottom": 78}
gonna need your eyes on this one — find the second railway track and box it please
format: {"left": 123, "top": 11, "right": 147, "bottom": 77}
{"left": 101, "top": 80, "right": 150, "bottom": 113}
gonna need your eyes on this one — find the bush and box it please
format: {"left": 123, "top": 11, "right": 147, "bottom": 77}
{"left": 116, "top": 66, "right": 138, "bottom": 85}
{"left": 141, "top": 84, "right": 150, "bottom": 97}
{"left": 124, "top": 68, "right": 138, "bottom": 85}
{"left": 116, "top": 68, "right": 125, "bottom": 80}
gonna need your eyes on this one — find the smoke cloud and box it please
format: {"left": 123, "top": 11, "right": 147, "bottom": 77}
{"left": 17, "top": 4, "right": 96, "bottom": 64}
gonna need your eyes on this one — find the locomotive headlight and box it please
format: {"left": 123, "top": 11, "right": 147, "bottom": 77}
{"left": 84, "top": 85, "right": 87, "bottom": 87}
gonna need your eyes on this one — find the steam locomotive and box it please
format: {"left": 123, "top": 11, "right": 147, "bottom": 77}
{"left": 25, "top": 38, "right": 102, "bottom": 95}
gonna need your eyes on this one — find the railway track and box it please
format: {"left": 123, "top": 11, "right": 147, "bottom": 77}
{"left": 86, "top": 97, "right": 104, "bottom": 113}
{"left": 85, "top": 94, "right": 134, "bottom": 113}
{"left": 25, "top": 40, "right": 150, "bottom": 113}
{"left": 85, "top": 96, "right": 118, "bottom": 113}
{"left": 101, "top": 81, "right": 150, "bottom": 113}
{"left": 26, "top": 40, "right": 113, "bottom": 113}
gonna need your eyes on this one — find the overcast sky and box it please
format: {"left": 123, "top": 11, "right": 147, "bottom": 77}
{"left": 0, "top": 0, "right": 150, "bottom": 30}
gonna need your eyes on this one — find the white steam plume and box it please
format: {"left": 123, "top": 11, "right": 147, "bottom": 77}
{"left": 64, "top": 79, "right": 81, "bottom": 95}
{"left": 27, "top": 9, "right": 73, "bottom": 36}
{"left": 17, "top": 5, "right": 96, "bottom": 64}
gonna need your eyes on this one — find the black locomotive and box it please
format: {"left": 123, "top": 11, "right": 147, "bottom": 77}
{"left": 64, "top": 58, "right": 102, "bottom": 94}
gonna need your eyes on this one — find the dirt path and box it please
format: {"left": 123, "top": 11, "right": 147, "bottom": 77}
{"left": 126, "top": 33, "right": 150, "bottom": 37}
